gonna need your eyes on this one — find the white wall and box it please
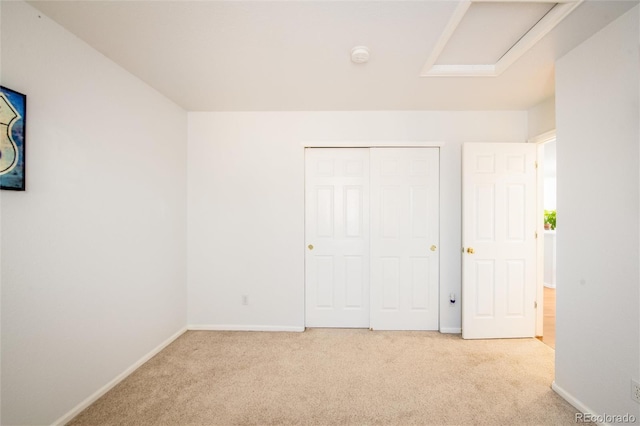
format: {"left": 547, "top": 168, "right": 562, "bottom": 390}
{"left": 555, "top": 5, "right": 640, "bottom": 419}
{"left": 0, "top": 2, "right": 188, "bottom": 424}
{"left": 187, "top": 111, "right": 528, "bottom": 332}
{"left": 528, "top": 96, "right": 556, "bottom": 140}
{"left": 544, "top": 140, "right": 557, "bottom": 211}
{"left": 544, "top": 177, "right": 557, "bottom": 211}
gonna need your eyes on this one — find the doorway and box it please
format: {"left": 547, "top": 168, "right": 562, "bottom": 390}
{"left": 540, "top": 138, "right": 557, "bottom": 348}
{"left": 304, "top": 147, "right": 440, "bottom": 330}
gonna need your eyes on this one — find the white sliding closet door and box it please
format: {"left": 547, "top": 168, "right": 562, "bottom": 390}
{"left": 370, "top": 148, "right": 440, "bottom": 330}
{"left": 305, "top": 148, "right": 370, "bottom": 327}
{"left": 305, "top": 147, "right": 439, "bottom": 330}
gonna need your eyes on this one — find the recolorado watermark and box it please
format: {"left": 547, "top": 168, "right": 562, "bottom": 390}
{"left": 576, "top": 412, "right": 637, "bottom": 423}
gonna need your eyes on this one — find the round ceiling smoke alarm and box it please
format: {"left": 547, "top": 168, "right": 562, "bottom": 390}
{"left": 351, "top": 46, "right": 370, "bottom": 64}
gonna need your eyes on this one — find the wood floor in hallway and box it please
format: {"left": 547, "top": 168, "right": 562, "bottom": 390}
{"left": 538, "top": 286, "right": 556, "bottom": 349}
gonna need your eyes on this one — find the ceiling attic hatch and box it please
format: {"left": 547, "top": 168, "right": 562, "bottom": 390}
{"left": 421, "top": 0, "right": 583, "bottom": 77}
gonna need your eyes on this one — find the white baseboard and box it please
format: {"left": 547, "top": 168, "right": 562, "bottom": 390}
{"left": 544, "top": 283, "right": 556, "bottom": 288}
{"left": 188, "top": 324, "right": 305, "bottom": 332}
{"left": 52, "top": 327, "right": 187, "bottom": 426}
{"left": 440, "top": 327, "right": 462, "bottom": 334}
{"left": 552, "top": 381, "right": 613, "bottom": 426}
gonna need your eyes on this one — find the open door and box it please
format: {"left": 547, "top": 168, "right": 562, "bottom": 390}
{"left": 462, "top": 143, "right": 537, "bottom": 339}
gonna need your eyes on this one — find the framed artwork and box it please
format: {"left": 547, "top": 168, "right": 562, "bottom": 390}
{"left": 0, "top": 86, "right": 26, "bottom": 191}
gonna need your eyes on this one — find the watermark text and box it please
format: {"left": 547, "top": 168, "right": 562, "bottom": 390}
{"left": 576, "top": 412, "right": 637, "bottom": 423}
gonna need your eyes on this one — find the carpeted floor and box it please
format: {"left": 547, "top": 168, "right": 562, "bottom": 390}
{"left": 68, "top": 329, "right": 582, "bottom": 425}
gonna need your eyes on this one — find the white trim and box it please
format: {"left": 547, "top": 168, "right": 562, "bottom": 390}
{"left": 421, "top": 0, "right": 583, "bottom": 77}
{"left": 494, "top": 2, "right": 582, "bottom": 75}
{"left": 472, "top": 0, "right": 563, "bottom": 3}
{"left": 420, "top": 0, "right": 472, "bottom": 75}
{"left": 528, "top": 129, "right": 557, "bottom": 145}
{"left": 301, "top": 141, "right": 445, "bottom": 148}
{"left": 425, "top": 64, "right": 496, "bottom": 77}
{"left": 551, "top": 381, "right": 612, "bottom": 426}
{"left": 535, "top": 143, "right": 545, "bottom": 337}
{"left": 531, "top": 130, "right": 555, "bottom": 336}
{"left": 440, "top": 327, "right": 462, "bottom": 334}
{"left": 51, "top": 327, "right": 187, "bottom": 426}
{"left": 188, "top": 324, "right": 305, "bottom": 332}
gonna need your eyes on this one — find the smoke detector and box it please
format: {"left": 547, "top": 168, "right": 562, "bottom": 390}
{"left": 351, "top": 46, "right": 370, "bottom": 64}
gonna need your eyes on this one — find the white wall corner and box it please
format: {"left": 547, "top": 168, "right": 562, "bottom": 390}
{"left": 51, "top": 328, "right": 187, "bottom": 426}
{"left": 528, "top": 129, "right": 556, "bottom": 145}
{"left": 551, "top": 381, "right": 622, "bottom": 426}
{"left": 527, "top": 96, "right": 556, "bottom": 140}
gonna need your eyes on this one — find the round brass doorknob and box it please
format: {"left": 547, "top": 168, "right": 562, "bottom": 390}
{"left": 466, "top": 247, "right": 475, "bottom": 254}
{"left": 308, "top": 244, "right": 314, "bottom": 250}
{"left": 430, "top": 245, "right": 437, "bottom": 252}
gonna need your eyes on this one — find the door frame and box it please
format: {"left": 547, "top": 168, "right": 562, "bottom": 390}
{"left": 528, "top": 129, "right": 556, "bottom": 337}
{"left": 302, "top": 141, "right": 445, "bottom": 330}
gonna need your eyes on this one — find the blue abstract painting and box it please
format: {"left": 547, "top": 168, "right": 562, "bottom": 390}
{"left": 0, "top": 86, "right": 26, "bottom": 190}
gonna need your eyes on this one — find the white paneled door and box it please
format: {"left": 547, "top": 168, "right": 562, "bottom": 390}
{"left": 305, "top": 147, "right": 439, "bottom": 330}
{"left": 370, "top": 148, "right": 440, "bottom": 330}
{"left": 462, "top": 143, "right": 537, "bottom": 339}
{"left": 305, "top": 148, "right": 370, "bottom": 327}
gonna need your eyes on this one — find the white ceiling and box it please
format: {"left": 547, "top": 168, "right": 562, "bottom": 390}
{"left": 28, "top": 0, "right": 638, "bottom": 111}
{"left": 436, "top": 2, "right": 557, "bottom": 66}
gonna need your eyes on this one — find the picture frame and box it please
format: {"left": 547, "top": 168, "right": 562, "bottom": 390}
{"left": 0, "top": 86, "right": 26, "bottom": 191}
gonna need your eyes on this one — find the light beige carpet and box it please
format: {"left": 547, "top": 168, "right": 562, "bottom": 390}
{"left": 68, "top": 329, "right": 582, "bottom": 425}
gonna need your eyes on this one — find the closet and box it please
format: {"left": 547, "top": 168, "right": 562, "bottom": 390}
{"left": 305, "top": 147, "right": 439, "bottom": 330}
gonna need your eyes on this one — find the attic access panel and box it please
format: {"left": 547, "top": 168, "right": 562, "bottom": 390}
{"left": 421, "top": 0, "right": 582, "bottom": 77}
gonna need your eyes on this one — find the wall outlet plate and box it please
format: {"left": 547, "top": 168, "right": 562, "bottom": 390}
{"left": 632, "top": 379, "right": 640, "bottom": 404}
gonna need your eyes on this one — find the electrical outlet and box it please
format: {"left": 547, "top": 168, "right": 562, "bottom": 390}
{"left": 632, "top": 379, "right": 640, "bottom": 404}
{"left": 242, "top": 295, "right": 249, "bottom": 306}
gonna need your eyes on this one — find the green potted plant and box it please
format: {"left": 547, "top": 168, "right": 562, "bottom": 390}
{"left": 544, "top": 210, "right": 556, "bottom": 230}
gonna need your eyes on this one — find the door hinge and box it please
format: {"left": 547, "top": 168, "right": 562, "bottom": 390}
{"left": 534, "top": 301, "right": 538, "bottom": 309}
{"left": 535, "top": 231, "right": 538, "bottom": 239}
{"left": 535, "top": 161, "right": 538, "bottom": 169}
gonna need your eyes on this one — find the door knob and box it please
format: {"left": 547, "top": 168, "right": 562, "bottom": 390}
{"left": 430, "top": 245, "right": 437, "bottom": 252}
{"left": 308, "top": 244, "right": 314, "bottom": 250}
{"left": 466, "top": 247, "right": 475, "bottom": 254}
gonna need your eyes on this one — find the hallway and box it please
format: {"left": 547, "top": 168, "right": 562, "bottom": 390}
{"left": 539, "top": 287, "right": 556, "bottom": 349}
